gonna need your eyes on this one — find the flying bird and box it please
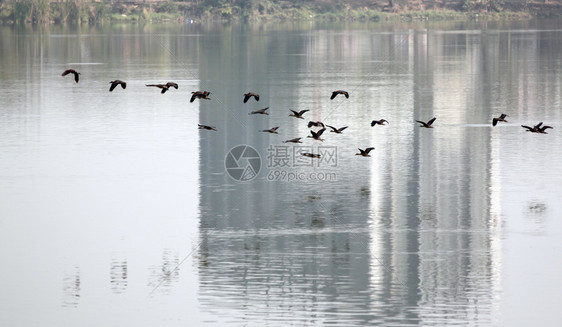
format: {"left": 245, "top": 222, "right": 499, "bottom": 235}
{"left": 307, "top": 121, "right": 325, "bottom": 128}
{"left": 190, "top": 91, "right": 211, "bottom": 102}
{"left": 307, "top": 128, "right": 326, "bottom": 141}
{"left": 301, "top": 152, "right": 321, "bottom": 158}
{"left": 492, "top": 114, "right": 508, "bottom": 126}
{"left": 243, "top": 92, "right": 259, "bottom": 103}
{"left": 249, "top": 107, "right": 269, "bottom": 115}
{"left": 261, "top": 126, "right": 279, "bottom": 134}
{"left": 416, "top": 117, "right": 437, "bottom": 128}
{"left": 521, "top": 122, "right": 545, "bottom": 133}
{"left": 330, "top": 90, "right": 349, "bottom": 100}
{"left": 289, "top": 109, "right": 309, "bottom": 119}
{"left": 371, "top": 119, "right": 389, "bottom": 127}
{"left": 284, "top": 137, "right": 303, "bottom": 143}
{"left": 146, "top": 82, "right": 179, "bottom": 94}
{"left": 198, "top": 124, "right": 217, "bottom": 131}
{"left": 109, "top": 80, "right": 126, "bottom": 92}
{"left": 356, "top": 147, "right": 375, "bottom": 157}
{"left": 62, "top": 69, "right": 80, "bottom": 83}
{"left": 538, "top": 125, "right": 554, "bottom": 134}
{"left": 326, "top": 125, "right": 348, "bottom": 134}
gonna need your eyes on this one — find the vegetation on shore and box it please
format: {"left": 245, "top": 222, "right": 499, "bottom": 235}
{"left": 0, "top": 0, "right": 558, "bottom": 25}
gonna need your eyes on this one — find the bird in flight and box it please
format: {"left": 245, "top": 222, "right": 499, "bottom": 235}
{"left": 198, "top": 124, "right": 217, "bottom": 131}
{"left": 243, "top": 92, "right": 259, "bottom": 103}
{"left": 146, "top": 82, "right": 179, "bottom": 94}
{"left": 356, "top": 147, "right": 375, "bottom": 157}
{"left": 330, "top": 90, "right": 349, "bottom": 100}
{"left": 261, "top": 126, "right": 279, "bottom": 134}
{"left": 301, "top": 152, "right": 321, "bottom": 158}
{"left": 249, "top": 107, "right": 269, "bottom": 115}
{"left": 190, "top": 91, "right": 211, "bottom": 102}
{"left": 326, "top": 125, "right": 348, "bottom": 134}
{"left": 492, "top": 114, "right": 508, "bottom": 126}
{"left": 289, "top": 109, "right": 309, "bottom": 119}
{"left": 371, "top": 119, "right": 389, "bottom": 127}
{"left": 416, "top": 117, "right": 437, "bottom": 128}
{"left": 307, "top": 128, "right": 326, "bottom": 141}
{"left": 284, "top": 137, "right": 303, "bottom": 143}
{"left": 109, "top": 80, "right": 126, "bottom": 92}
{"left": 307, "top": 121, "right": 325, "bottom": 128}
{"left": 62, "top": 69, "right": 80, "bottom": 83}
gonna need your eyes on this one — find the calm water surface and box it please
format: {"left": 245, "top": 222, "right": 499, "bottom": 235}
{"left": 1, "top": 20, "right": 562, "bottom": 326}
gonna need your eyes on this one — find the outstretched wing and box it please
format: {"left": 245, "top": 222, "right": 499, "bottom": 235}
{"left": 337, "top": 126, "right": 348, "bottom": 133}
{"left": 492, "top": 118, "right": 498, "bottom": 126}
{"left": 427, "top": 117, "right": 437, "bottom": 126}
{"left": 109, "top": 81, "right": 117, "bottom": 92}
{"left": 298, "top": 110, "right": 310, "bottom": 116}
{"left": 326, "top": 125, "right": 337, "bottom": 132}
{"left": 316, "top": 128, "right": 326, "bottom": 137}
{"left": 365, "top": 147, "right": 375, "bottom": 154}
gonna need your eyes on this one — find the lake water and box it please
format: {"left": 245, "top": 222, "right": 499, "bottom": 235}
{"left": 1, "top": 19, "right": 562, "bottom": 326}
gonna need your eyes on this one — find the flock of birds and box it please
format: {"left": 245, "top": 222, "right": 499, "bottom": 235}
{"left": 62, "top": 69, "right": 554, "bottom": 158}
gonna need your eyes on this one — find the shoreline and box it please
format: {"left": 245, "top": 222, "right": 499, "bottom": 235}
{"left": 0, "top": 0, "right": 560, "bottom": 25}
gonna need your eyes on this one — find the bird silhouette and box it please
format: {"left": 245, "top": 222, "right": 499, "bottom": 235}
{"left": 326, "top": 125, "right": 348, "bottom": 134}
{"left": 261, "top": 127, "right": 279, "bottom": 134}
{"left": 198, "top": 124, "right": 217, "bottom": 131}
{"left": 146, "top": 82, "right": 178, "bottom": 94}
{"left": 521, "top": 122, "right": 545, "bottom": 133}
{"left": 109, "top": 80, "right": 126, "bottom": 92}
{"left": 243, "top": 92, "right": 259, "bottom": 103}
{"left": 289, "top": 109, "right": 309, "bottom": 119}
{"left": 307, "top": 121, "right": 325, "bottom": 128}
{"left": 371, "top": 119, "right": 389, "bottom": 127}
{"left": 330, "top": 90, "right": 349, "bottom": 100}
{"left": 284, "top": 137, "right": 303, "bottom": 143}
{"left": 492, "top": 114, "right": 508, "bottom": 126}
{"left": 249, "top": 107, "right": 269, "bottom": 115}
{"left": 62, "top": 69, "right": 80, "bottom": 83}
{"left": 356, "top": 147, "right": 375, "bottom": 157}
{"left": 190, "top": 91, "right": 211, "bottom": 102}
{"left": 416, "top": 117, "right": 436, "bottom": 128}
{"left": 301, "top": 152, "right": 321, "bottom": 158}
{"left": 307, "top": 128, "right": 326, "bottom": 141}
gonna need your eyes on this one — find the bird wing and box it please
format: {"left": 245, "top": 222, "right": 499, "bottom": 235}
{"left": 190, "top": 94, "right": 196, "bottom": 103}
{"left": 343, "top": 91, "right": 349, "bottom": 98}
{"left": 299, "top": 110, "right": 310, "bottom": 115}
{"left": 61, "top": 69, "right": 72, "bottom": 76}
{"left": 415, "top": 120, "right": 426, "bottom": 126}
{"left": 243, "top": 94, "right": 250, "bottom": 103}
{"left": 167, "top": 82, "right": 178, "bottom": 89}
{"left": 73, "top": 72, "right": 79, "bottom": 83}
{"left": 492, "top": 118, "right": 498, "bottom": 126}
{"left": 330, "top": 91, "right": 337, "bottom": 100}
{"left": 338, "top": 126, "right": 348, "bottom": 132}
{"left": 272, "top": 127, "right": 279, "bottom": 131}
{"left": 326, "top": 125, "right": 337, "bottom": 132}
{"left": 316, "top": 128, "right": 326, "bottom": 137}
{"left": 161, "top": 87, "right": 168, "bottom": 94}
{"left": 365, "top": 147, "right": 375, "bottom": 154}
{"left": 521, "top": 125, "right": 534, "bottom": 131}
{"left": 427, "top": 117, "right": 437, "bottom": 126}
{"left": 289, "top": 109, "right": 298, "bottom": 115}
{"left": 121, "top": 82, "right": 126, "bottom": 89}
{"left": 499, "top": 113, "right": 508, "bottom": 119}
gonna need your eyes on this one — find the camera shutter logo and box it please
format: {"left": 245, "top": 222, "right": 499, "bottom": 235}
{"left": 225, "top": 145, "right": 261, "bottom": 181}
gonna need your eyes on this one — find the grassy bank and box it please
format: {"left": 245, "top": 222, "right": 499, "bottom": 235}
{"left": 0, "top": 0, "right": 557, "bottom": 25}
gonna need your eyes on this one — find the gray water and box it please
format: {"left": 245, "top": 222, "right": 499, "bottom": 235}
{"left": 1, "top": 20, "right": 562, "bottom": 326}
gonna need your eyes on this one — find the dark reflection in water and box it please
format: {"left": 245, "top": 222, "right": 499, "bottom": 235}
{"left": 61, "top": 267, "right": 81, "bottom": 308}
{"left": 110, "top": 258, "right": 128, "bottom": 294}
{"left": 148, "top": 250, "right": 180, "bottom": 295}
